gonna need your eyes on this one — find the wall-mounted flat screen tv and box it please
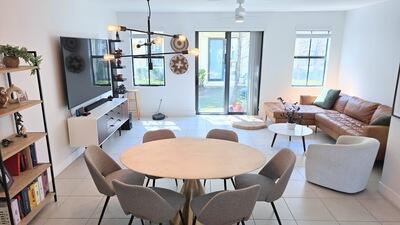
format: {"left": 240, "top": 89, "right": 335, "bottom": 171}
{"left": 60, "top": 36, "right": 111, "bottom": 109}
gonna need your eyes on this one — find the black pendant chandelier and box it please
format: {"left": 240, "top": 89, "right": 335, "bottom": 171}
{"left": 104, "top": 0, "right": 199, "bottom": 70}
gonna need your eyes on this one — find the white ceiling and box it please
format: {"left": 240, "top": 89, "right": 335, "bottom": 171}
{"left": 101, "top": 0, "right": 387, "bottom": 12}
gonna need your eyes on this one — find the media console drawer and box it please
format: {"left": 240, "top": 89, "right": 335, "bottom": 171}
{"left": 67, "top": 98, "right": 129, "bottom": 147}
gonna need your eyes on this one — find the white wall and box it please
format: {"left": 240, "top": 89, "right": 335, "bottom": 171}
{"left": 116, "top": 11, "right": 345, "bottom": 116}
{"left": 0, "top": 0, "right": 116, "bottom": 174}
{"left": 337, "top": 0, "right": 400, "bottom": 208}
{"left": 339, "top": 0, "right": 400, "bottom": 106}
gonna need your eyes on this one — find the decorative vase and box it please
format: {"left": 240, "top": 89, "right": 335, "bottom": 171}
{"left": 287, "top": 122, "right": 296, "bottom": 130}
{"left": 3, "top": 56, "right": 20, "bottom": 68}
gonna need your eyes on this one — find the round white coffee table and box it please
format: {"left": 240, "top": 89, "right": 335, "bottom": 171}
{"left": 268, "top": 123, "right": 313, "bottom": 152}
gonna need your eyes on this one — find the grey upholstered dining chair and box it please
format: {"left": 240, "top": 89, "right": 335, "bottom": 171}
{"left": 235, "top": 149, "right": 296, "bottom": 225}
{"left": 142, "top": 129, "right": 179, "bottom": 187}
{"left": 204, "top": 129, "right": 239, "bottom": 190}
{"left": 112, "top": 180, "right": 186, "bottom": 225}
{"left": 84, "top": 146, "right": 145, "bottom": 225}
{"left": 190, "top": 185, "right": 260, "bottom": 225}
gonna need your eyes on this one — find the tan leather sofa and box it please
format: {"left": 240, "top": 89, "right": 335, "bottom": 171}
{"left": 261, "top": 94, "right": 391, "bottom": 160}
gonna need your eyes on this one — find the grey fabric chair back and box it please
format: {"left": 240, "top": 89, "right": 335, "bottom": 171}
{"left": 206, "top": 129, "right": 239, "bottom": 142}
{"left": 143, "top": 129, "right": 176, "bottom": 143}
{"left": 197, "top": 185, "right": 260, "bottom": 225}
{"left": 259, "top": 148, "right": 296, "bottom": 202}
{"left": 112, "top": 180, "right": 176, "bottom": 224}
{"left": 84, "top": 146, "right": 121, "bottom": 196}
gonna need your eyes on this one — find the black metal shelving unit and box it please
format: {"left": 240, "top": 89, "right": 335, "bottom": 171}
{"left": 0, "top": 51, "right": 57, "bottom": 225}
{"left": 108, "top": 39, "right": 128, "bottom": 98}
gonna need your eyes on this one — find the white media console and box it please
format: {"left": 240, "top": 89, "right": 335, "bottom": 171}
{"left": 67, "top": 98, "right": 129, "bottom": 147}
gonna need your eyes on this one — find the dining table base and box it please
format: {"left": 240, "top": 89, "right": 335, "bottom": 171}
{"left": 172, "top": 179, "right": 205, "bottom": 225}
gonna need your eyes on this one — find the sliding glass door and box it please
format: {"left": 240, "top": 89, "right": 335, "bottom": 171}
{"left": 196, "top": 31, "right": 263, "bottom": 115}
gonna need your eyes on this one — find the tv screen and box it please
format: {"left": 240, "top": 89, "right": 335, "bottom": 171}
{"left": 60, "top": 36, "right": 111, "bottom": 109}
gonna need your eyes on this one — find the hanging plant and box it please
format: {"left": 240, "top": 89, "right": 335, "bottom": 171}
{"left": 0, "top": 45, "right": 42, "bottom": 74}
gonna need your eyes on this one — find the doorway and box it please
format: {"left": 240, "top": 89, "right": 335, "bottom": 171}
{"left": 195, "top": 31, "right": 263, "bottom": 115}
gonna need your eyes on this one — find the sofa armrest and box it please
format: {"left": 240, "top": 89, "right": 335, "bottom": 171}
{"left": 300, "top": 95, "right": 317, "bottom": 105}
{"left": 363, "top": 125, "right": 389, "bottom": 160}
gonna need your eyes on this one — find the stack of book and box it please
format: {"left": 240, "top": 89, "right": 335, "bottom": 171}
{"left": 0, "top": 171, "right": 49, "bottom": 225}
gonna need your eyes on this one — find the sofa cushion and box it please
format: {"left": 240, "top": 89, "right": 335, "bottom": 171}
{"left": 316, "top": 113, "right": 366, "bottom": 136}
{"left": 332, "top": 94, "right": 350, "bottom": 113}
{"left": 344, "top": 97, "right": 379, "bottom": 124}
{"left": 370, "top": 105, "right": 392, "bottom": 126}
{"left": 313, "top": 89, "right": 341, "bottom": 109}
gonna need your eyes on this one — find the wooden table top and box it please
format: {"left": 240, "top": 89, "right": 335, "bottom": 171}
{"left": 120, "top": 138, "right": 266, "bottom": 180}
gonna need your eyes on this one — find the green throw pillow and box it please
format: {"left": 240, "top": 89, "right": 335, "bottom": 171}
{"left": 371, "top": 115, "right": 391, "bottom": 126}
{"left": 313, "top": 89, "right": 341, "bottom": 109}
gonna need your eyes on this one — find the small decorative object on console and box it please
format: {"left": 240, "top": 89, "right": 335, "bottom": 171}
{"left": 0, "top": 87, "right": 9, "bottom": 108}
{"left": 15, "top": 112, "right": 28, "bottom": 138}
{"left": 1, "top": 139, "right": 13, "bottom": 148}
{"left": 277, "top": 97, "right": 303, "bottom": 129}
{"left": 116, "top": 84, "right": 127, "bottom": 95}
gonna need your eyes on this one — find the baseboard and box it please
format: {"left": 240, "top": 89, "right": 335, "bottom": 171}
{"left": 52, "top": 147, "right": 85, "bottom": 176}
{"left": 379, "top": 181, "right": 400, "bottom": 209}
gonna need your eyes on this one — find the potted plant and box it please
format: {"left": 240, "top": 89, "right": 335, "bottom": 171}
{"left": 277, "top": 97, "right": 304, "bottom": 130}
{"left": 0, "top": 45, "right": 42, "bottom": 74}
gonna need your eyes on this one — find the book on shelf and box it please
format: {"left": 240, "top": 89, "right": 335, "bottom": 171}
{"left": 4, "top": 154, "right": 21, "bottom": 176}
{"left": 0, "top": 198, "right": 21, "bottom": 225}
{"left": 29, "top": 144, "right": 37, "bottom": 167}
{"left": 27, "top": 183, "right": 37, "bottom": 210}
{"left": 19, "top": 188, "right": 31, "bottom": 216}
{"left": 37, "top": 176, "right": 45, "bottom": 202}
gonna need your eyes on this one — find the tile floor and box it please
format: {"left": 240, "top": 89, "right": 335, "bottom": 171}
{"left": 31, "top": 116, "right": 400, "bottom": 225}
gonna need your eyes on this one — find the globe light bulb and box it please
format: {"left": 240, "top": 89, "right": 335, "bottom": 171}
{"left": 103, "top": 54, "right": 115, "bottom": 61}
{"left": 152, "top": 36, "right": 164, "bottom": 45}
{"left": 188, "top": 48, "right": 200, "bottom": 56}
{"left": 178, "top": 34, "right": 187, "bottom": 42}
{"left": 107, "top": 25, "right": 122, "bottom": 32}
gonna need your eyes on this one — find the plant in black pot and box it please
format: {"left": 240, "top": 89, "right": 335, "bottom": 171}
{"left": 0, "top": 45, "right": 42, "bottom": 74}
{"left": 277, "top": 97, "right": 304, "bottom": 130}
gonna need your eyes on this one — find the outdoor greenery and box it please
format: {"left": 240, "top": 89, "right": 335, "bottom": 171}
{"left": 198, "top": 69, "right": 206, "bottom": 87}
{"left": 0, "top": 45, "right": 42, "bottom": 74}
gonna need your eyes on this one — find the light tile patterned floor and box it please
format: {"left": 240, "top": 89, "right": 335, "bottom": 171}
{"left": 31, "top": 116, "right": 400, "bottom": 225}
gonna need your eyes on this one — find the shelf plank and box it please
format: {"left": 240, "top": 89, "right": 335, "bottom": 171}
{"left": 0, "top": 163, "right": 51, "bottom": 198}
{"left": 0, "top": 66, "right": 38, "bottom": 74}
{"left": 19, "top": 193, "right": 55, "bottom": 225}
{"left": 0, "top": 100, "right": 42, "bottom": 118}
{"left": 0, "top": 132, "right": 46, "bottom": 161}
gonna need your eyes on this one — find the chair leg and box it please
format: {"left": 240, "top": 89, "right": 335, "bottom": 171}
{"left": 271, "top": 202, "right": 282, "bottom": 225}
{"left": 145, "top": 178, "right": 150, "bottom": 187}
{"left": 152, "top": 179, "right": 156, "bottom": 187}
{"left": 224, "top": 179, "right": 227, "bottom": 190}
{"left": 175, "top": 179, "right": 179, "bottom": 187}
{"left": 230, "top": 177, "right": 236, "bottom": 188}
{"left": 179, "top": 210, "right": 186, "bottom": 225}
{"left": 98, "top": 196, "right": 110, "bottom": 225}
{"left": 192, "top": 216, "right": 197, "bottom": 225}
{"left": 241, "top": 220, "right": 245, "bottom": 225}
{"left": 128, "top": 215, "right": 134, "bottom": 225}
{"left": 140, "top": 219, "right": 145, "bottom": 225}
{"left": 203, "top": 179, "right": 206, "bottom": 186}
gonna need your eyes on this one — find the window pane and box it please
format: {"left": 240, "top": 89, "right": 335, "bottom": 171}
{"left": 311, "top": 31, "right": 330, "bottom": 35}
{"left": 132, "top": 38, "right": 147, "bottom": 55}
{"left": 208, "top": 38, "right": 225, "bottom": 81}
{"left": 133, "top": 58, "right": 150, "bottom": 85}
{"left": 91, "top": 39, "right": 108, "bottom": 56}
{"left": 307, "top": 59, "right": 325, "bottom": 85}
{"left": 292, "top": 59, "right": 309, "bottom": 86}
{"left": 149, "top": 58, "right": 165, "bottom": 85}
{"left": 310, "top": 38, "right": 328, "bottom": 56}
{"left": 294, "top": 38, "right": 310, "bottom": 56}
{"left": 296, "top": 31, "right": 312, "bottom": 35}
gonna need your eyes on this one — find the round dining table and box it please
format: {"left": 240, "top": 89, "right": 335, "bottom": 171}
{"left": 120, "top": 137, "right": 266, "bottom": 225}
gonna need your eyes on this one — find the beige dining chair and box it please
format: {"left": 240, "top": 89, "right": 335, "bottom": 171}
{"left": 190, "top": 185, "right": 260, "bottom": 225}
{"left": 235, "top": 149, "right": 296, "bottom": 225}
{"left": 112, "top": 180, "right": 186, "bottom": 225}
{"left": 142, "top": 129, "right": 179, "bottom": 187}
{"left": 84, "top": 146, "right": 145, "bottom": 225}
{"left": 204, "top": 129, "right": 239, "bottom": 190}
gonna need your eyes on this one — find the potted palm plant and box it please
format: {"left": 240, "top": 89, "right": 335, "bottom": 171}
{"left": 0, "top": 45, "right": 42, "bottom": 73}
{"left": 277, "top": 97, "right": 304, "bottom": 130}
